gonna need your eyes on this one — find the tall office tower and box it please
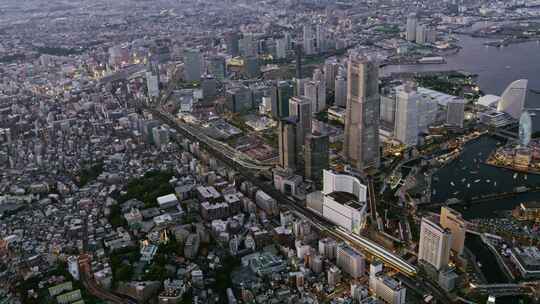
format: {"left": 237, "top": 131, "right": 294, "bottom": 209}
{"left": 406, "top": 13, "right": 418, "bottom": 42}
{"left": 416, "top": 24, "right": 427, "bottom": 44}
{"left": 335, "top": 70, "right": 347, "bottom": 107}
{"left": 394, "top": 83, "right": 419, "bottom": 146}
{"left": 225, "top": 32, "right": 240, "bottom": 57}
{"left": 324, "top": 58, "right": 340, "bottom": 93}
{"left": 304, "top": 132, "right": 329, "bottom": 186}
{"left": 446, "top": 99, "right": 465, "bottom": 128}
{"left": 226, "top": 85, "right": 253, "bottom": 113}
{"left": 303, "top": 24, "right": 315, "bottom": 55}
{"left": 380, "top": 95, "right": 397, "bottom": 128}
{"left": 243, "top": 56, "right": 260, "bottom": 78}
{"left": 239, "top": 34, "right": 257, "bottom": 57}
{"left": 343, "top": 53, "right": 381, "bottom": 170}
{"left": 305, "top": 80, "right": 326, "bottom": 114}
{"left": 183, "top": 48, "right": 202, "bottom": 82}
{"left": 275, "top": 38, "right": 287, "bottom": 59}
{"left": 418, "top": 217, "right": 452, "bottom": 270}
{"left": 336, "top": 244, "right": 365, "bottom": 279}
{"left": 294, "top": 77, "right": 309, "bottom": 96}
{"left": 207, "top": 55, "right": 227, "bottom": 80}
{"left": 295, "top": 43, "right": 303, "bottom": 79}
{"left": 316, "top": 24, "right": 327, "bottom": 53}
{"left": 313, "top": 69, "right": 326, "bottom": 110}
{"left": 440, "top": 207, "right": 466, "bottom": 255}
{"left": 278, "top": 117, "right": 298, "bottom": 170}
{"left": 271, "top": 81, "right": 294, "bottom": 119}
{"left": 146, "top": 65, "right": 160, "bottom": 99}
{"left": 201, "top": 75, "right": 218, "bottom": 103}
{"left": 289, "top": 96, "right": 313, "bottom": 153}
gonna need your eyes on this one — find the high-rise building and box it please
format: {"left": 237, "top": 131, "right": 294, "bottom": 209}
{"left": 239, "top": 34, "right": 257, "bottom": 57}
{"left": 319, "top": 237, "right": 338, "bottom": 260}
{"left": 294, "top": 77, "right": 309, "bottom": 96}
{"left": 418, "top": 217, "right": 452, "bottom": 270}
{"left": 394, "top": 83, "right": 419, "bottom": 146}
{"left": 295, "top": 43, "right": 303, "bottom": 79}
{"left": 278, "top": 117, "right": 298, "bottom": 170}
{"left": 289, "top": 96, "right": 312, "bottom": 153}
{"left": 371, "top": 274, "right": 407, "bottom": 304}
{"left": 324, "top": 58, "right": 340, "bottom": 91}
{"left": 275, "top": 38, "right": 287, "bottom": 59}
{"left": 225, "top": 32, "right": 240, "bottom": 57}
{"left": 303, "top": 24, "right": 315, "bottom": 55}
{"left": 343, "top": 52, "right": 380, "bottom": 170}
{"left": 327, "top": 266, "right": 342, "bottom": 288}
{"left": 337, "top": 244, "right": 365, "bottom": 278}
{"left": 207, "top": 55, "right": 227, "bottom": 80}
{"left": 446, "top": 99, "right": 465, "bottom": 128}
{"left": 271, "top": 81, "right": 294, "bottom": 119}
{"left": 380, "top": 94, "right": 396, "bottom": 127}
{"left": 183, "top": 48, "right": 202, "bottom": 82}
{"left": 226, "top": 85, "right": 253, "bottom": 113}
{"left": 304, "top": 80, "right": 326, "bottom": 114}
{"left": 406, "top": 13, "right": 418, "bottom": 42}
{"left": 440, "top": 207, "right": 466, "bottom": 255}
{"left": 334, "top": 70, "right": 347, "bottom": 107}
{"left": 416, "top": 24, "right": 426, "bottom": 44}
{"left": 244, "top": 56, "right": 260, "bottom": 78}
{"left": 304, "top": 132, "right": 329, "bottom": 186}
{"left": 146, "top": 70, "right": 160, "bottom": 99}
{"left": 201, "top": 75, "right": 218, "bottom": 103}
{"left": 316, "top": 24, "right": 327, "bottom": 53}
{"left": 152, "top": 126, "right": 170, "bottom": 149}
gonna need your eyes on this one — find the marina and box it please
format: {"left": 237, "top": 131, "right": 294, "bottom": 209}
{"left": 429, "top": 136, "right": 540, "bottom": 219}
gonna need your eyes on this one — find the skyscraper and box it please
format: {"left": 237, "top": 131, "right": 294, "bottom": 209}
{"left": 207, "top": 55, "right": 227, "bottom": 80}
{"left": 324, "top": 58, "right": 340, "bottom": 92}
{"left": 278, "top": 117, "right": 298, "bottom": 170}
{"left": 295, "top": 43, "right": 303, "bottom": 79}
{"left": 416, "top": 24, "right": 426, "bottom": 44}
{"left": 406, "top": 13, "right": 418, "bottom": 42}
{"left": 243, "top": 56, "right": 260, "bottom": 78}
{"left": 303, "top": 24, "right": 315, "bottom": 55}
{"left": 343, "top": 52, "right": 380, "bottom": 170}
{"left": 304, "top": 81, "right": 326, "bottom": 114}
{"left": 183, "top": 48, "right": 202, "bottom": 82}
{"left": 304, "top": 132, "right": 329, "bottom": 187}
{"left": 271, "top": 81, "right": 294, "bottom": 119}
{"left": 418, "top": 217, "right": 452, "bottom": 270}
{"left": 316, "top": 24, "right": 327, "bottom": 53}
{"left": 440, "top": 207, "right": 466, "bottom": 256}
{"left": 225, "top": 32, "right": 240, "bottom": 57}
{"left": 446, "top": 99, "right": 465, "bottom": 128}
{"left": 334, "top": 70, "right": 347, "bottom": 107}
{"left": 289, "top": 96, "right": 312, "bottom": 153}
{"left": 275, "top": 38, "right": 287, "bottom": 59}
{"left": 394, "top": 83, "right": 419, "bottom": 146}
